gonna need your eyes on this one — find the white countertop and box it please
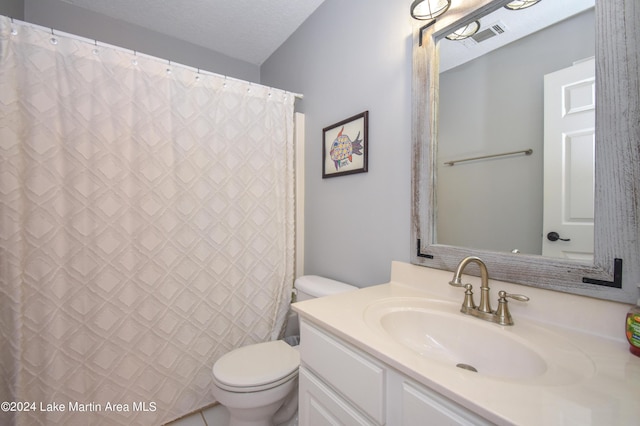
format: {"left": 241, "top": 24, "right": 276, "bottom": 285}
{"left": 293, "top": 261, "right": 640, "bottom": 425}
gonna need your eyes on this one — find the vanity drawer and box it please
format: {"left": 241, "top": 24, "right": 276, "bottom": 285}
{"left": 300, "top": 320, "right": 385, "bottom": 424}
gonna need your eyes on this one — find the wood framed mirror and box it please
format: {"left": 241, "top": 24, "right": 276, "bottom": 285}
{"left": 411, "top": 0, "right": 639, "bottom": 303}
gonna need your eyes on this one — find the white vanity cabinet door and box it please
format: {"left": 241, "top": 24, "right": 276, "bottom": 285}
{"left": 300, "top": 321, "right": 385, "bottom": 424}
{"left": 299, "top": 366, "right": 378, "bottom": 426}
{"left": 398, "top": 379, "right": 493, "bottom": 426}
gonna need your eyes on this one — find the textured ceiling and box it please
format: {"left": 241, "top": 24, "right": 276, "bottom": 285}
{"left": 59, "top": 0, "right": 325, "bottom": 65}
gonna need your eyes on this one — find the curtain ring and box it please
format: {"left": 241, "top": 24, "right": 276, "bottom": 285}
{"left": 49, "top": 28, "right": 58, "bottom": 45}
{"left": 10, "top": 17, "right": 18, "bottom": 35}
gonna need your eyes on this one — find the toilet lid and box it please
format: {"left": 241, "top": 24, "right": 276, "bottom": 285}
{"left": 213, "top": 340, "right": 300, "bottom": 390}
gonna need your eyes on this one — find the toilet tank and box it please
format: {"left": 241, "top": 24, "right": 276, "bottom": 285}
{"left": 295, "top": 275, "right": 358, "bottom": 301}
{"left": 283, "top": 275, "right": 358, "bottom": 340}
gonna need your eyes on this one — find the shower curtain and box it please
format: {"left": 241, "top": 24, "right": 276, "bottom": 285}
{"left": 0, "top": 16, "right": 296, "bottom": 425}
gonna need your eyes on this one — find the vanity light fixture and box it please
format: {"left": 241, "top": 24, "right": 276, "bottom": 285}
{"left": 445, "top": 21, "right": 481, "bottom": 41}
{"left": 504, "top": 0, "right": 541, "bottom": 11}
{"left": 410, "top": 0, "right": 451, "bottom": 20}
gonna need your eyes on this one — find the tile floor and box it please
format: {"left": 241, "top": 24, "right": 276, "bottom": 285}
{"left": 166, "top": 404, "right": 298, "bottom": 426}
{"left": 165, "top": 404, "right": 230, "bottom": 426}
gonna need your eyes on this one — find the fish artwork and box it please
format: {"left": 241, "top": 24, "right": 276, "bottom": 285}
{"left": 329, "top": 127, "right": 364, "bottom": 171}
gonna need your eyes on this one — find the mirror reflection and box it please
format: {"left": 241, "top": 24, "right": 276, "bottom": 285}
{"left": 436, "top": 0, "right": 595, "bottom": 259}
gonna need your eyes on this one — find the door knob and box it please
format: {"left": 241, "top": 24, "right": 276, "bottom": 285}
{"left": 547, "top": 231, "right": 570, "bottom": 242}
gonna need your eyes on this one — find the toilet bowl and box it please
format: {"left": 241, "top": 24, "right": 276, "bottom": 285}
{"left": 211, "top": 275, "right": 358, "bottom": 426}
{"left": 211, "top": 340, "right": 299, "bottom": 426}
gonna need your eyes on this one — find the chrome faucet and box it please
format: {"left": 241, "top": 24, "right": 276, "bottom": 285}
{"left": 449, "top": 256, "right": 529, "bottom": 326}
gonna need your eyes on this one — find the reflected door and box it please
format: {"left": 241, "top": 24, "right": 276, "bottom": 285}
{"left": 542, "top": 58, "right": 595, "bottom": 260}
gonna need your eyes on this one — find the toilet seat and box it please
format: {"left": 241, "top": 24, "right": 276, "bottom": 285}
{"left": 212, "top": 340, "right": 300, "bottom": 393}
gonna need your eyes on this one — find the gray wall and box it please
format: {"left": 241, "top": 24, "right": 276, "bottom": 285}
{"left": 2, "top": 0, "right": 259, "bottom": 82}
{"left": 261, "top": 0, "right": 413, "bottom": 287}
{"left": 0, "top": 0, "right": 23, "bottom": 20}
{"left": 437, "top": 10, "right": 595, "bottom": 256}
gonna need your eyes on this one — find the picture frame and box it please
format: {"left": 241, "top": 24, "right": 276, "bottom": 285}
{"left": 322, "top": 111, "right": 368, "bottom": 178}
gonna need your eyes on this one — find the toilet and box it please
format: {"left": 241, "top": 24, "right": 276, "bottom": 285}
{"left": 211, "top": 275, "right": 357, "bottom": 426}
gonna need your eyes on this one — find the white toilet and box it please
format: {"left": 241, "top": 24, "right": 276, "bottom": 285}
{"left": 211, "top": 275, "right": 358, "bottom": 426}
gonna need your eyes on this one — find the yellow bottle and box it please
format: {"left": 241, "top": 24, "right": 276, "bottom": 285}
{"left": 626, "top": 287, "right": 640, "bottom": 357}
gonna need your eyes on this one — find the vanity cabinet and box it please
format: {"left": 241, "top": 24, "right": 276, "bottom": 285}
{"left": 298, "top": 320, "right": 493, "bottom": 426}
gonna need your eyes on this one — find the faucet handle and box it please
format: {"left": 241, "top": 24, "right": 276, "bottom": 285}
{"left": 496, "top": 291, "right": 529, "bottom": 325}
{"left": 461, "top": 283, "right": 476, "bottom": 310}
{"left": 498, "top": 291, "right": 530, "bottom": 303}
{"left": 450, "top": 281, "right": 476, "bottom": 312}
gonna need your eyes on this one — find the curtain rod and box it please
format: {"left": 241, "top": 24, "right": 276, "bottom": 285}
{"left": 5, "top": 16, "right": 303, "bottom": 100}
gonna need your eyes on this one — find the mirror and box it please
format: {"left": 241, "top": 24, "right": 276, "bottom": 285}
{"left": 411, "top": 0, "right": 640, "bottom": 303}
{"left": 436, "top": 2, "right": 595, "bottom": 258}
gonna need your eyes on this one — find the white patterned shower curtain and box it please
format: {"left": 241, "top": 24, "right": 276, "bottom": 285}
{"left": 0, "top": 16, "right": 296, "bottom": 426}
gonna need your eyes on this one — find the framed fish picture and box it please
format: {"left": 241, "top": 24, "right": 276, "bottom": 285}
{"left": 322, "top": 111, "right": 368, "bottom": 178}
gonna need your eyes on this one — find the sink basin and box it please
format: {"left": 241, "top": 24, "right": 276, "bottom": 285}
{"left": 364, "top": 297, "right": 594, "bottom": 385}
